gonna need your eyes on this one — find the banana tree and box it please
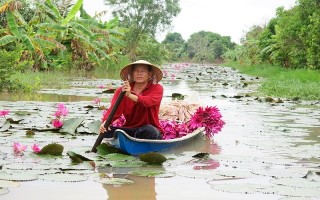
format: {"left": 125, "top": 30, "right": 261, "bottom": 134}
{"left": 0, "top": 0, "right": 67, "bottom": 70}
{"left": 36, "top": 0, "right": 125, "bottom": 70}
{"left": 0, "top": 0, "right": 125, "bottom": 70}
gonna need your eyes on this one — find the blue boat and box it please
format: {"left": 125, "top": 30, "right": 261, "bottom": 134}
{"left": 103, "top": 128, "right": 205, "bottom": 155}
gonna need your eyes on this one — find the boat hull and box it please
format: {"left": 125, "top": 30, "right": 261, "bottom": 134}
{"left": 103, "top": 128, "right": 204, "bottom": 155}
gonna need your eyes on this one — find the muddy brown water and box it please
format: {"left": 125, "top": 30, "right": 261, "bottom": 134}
{"left": 0, "top": 64, "right": 319, "bottom": 200}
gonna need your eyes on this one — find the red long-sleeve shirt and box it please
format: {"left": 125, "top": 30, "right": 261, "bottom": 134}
{"left": 102, "top": 82, "right": 164, "bottom": 134}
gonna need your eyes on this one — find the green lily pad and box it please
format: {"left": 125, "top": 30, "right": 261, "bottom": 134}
{"left": 105, "top": 153, "right": 137, "bottom": 162}
{"left": 129, "top": 169, "right": 166, "bottom": 177}
{"left": 0, "top": 180, "right": 20, "bottom": 188}
{"left": 266, "top": 185, "right": 320, "bottom": 197}
{"left": 211, "top": 183, "right": 272, "bottom": 194}
{"left": 192, "top": 152, "right": 209, "bottom": 159}
{"left": 139, "top": 152, "right": 167, "bottom": 165}
{"left": 94, "top": 177, "right": 134, "bottom": 185}
{"left": 107, "top": 160, "right": 145, "bottom": 168}
{"left": 3, "top": 163, "right": 51, "bottom": 171}
{"left": 96, "top": 143, "right": 125, "bottom": 155}
{"left": 39, "top": 143, "right": 64, "bottom": 156}
{"left": 0, "top": 188, "right": 9, "bottom": 195}
{"left": 87, "top": 120, "right": 101, "bottom": 134}
{"left": 0, "top": 171, "right": 38, "bottom": 181}
{"left": 0, "top": 120, "right": 11, "bottom": 132}
{"left": 59, "top": 117, "right": 85, "bottom": 135}
{"left": 175, "top": 170, "right": 225, "bottom": 179}
{"left": 67, "top": 151, "right": 93, "bottom": 163}
{"left": 270, "top": 177, "right": 320, "bottom": 188}
{"left": 6, "top": 118, "right": 23, "bottom": 124}
{"left": 38, "top": 173, "right": 88, "bottom": 182}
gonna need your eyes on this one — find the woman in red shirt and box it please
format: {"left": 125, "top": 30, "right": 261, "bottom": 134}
{"left": 99, "top": 60, "right": 164, "bottom": 139}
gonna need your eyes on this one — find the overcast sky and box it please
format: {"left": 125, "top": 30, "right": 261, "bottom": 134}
{"left": 83, "top": 0, "right": 297, "bottom": 44}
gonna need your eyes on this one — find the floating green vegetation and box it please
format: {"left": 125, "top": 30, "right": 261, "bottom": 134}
{"left": 129, "top": 169, "right": 167, "bottom": 177}
{"left": 0, "top": 180, "right": 20, "bottom": 188}
{"left": 0, "top": 171, "right": 38, "bottom": 182}
{"left": 38, "top": 173, "right": 88, "bottom": 182}
{"left": 0, "top": 188, "right": 9, "bottom": 196}
{"left": 39, "top": 143, "right": 64, "bottom": 156}
{"left": 139, "top": 152, "right": 167, "bottom": 165}
{"left": 96, "top": 143, "right": 125, "bottom": 155}
{"left": 94, "top": 176, "right": 133, "bottom": 185}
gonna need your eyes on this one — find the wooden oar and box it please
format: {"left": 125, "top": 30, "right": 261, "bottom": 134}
{"left": 91, "top": 91, "right": 126, "bottom": 152}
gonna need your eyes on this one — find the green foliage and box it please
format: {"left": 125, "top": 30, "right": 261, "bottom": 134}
{"left": 0, "top": 47, "right": 22, "bottom": 91}
{"left": 136, "top": 34, "right": 166, "bottom": 65}
{"left": 162, "top": 32, "right": 186, "bottom": 61}
{"left": 105, "top": 0, "right": 181, "bottom": 60}
{"left": 0, "top": 0, "right": 126, "bottom": 73}
{"left": 11, "top": 70, "right": 69, "bottom": 92}
{"left": 238, "top": 0, "right": 320, "bottom": 70}
{"left": 186, "top": 31, "right": 235, "bottom": 63}
{"left": 223, "top": 61, "right": 320, "bottom": 100}
{"left": 261, "top": 69, "right": 320, "bottom": 100}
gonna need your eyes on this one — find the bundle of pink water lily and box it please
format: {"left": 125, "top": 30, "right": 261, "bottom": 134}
{"left": 111, "top": 105, "right": 225, "bottom": 139}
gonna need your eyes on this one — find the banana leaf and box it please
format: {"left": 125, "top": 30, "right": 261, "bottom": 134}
{"left": 0, "top": 35, "right": 17, "bottom": 46}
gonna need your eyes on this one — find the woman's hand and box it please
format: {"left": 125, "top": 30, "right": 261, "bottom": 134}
{"left": 122, "top": 81, "right": 132, "bottom": 97}
{"left": 99, "top": 122, "right": 107, "bottom": 134}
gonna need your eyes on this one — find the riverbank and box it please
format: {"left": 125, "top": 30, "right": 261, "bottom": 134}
{"left": 222, "top": 61, "right": 320, "bottom": 100}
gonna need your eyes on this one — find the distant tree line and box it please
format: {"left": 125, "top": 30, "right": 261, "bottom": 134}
{"left": 224, "top": 0, "right": 320, "bottom": 70}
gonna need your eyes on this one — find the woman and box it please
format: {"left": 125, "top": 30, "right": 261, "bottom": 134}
{"left": 99, "top": 60, "right": 164, "bottom": 139}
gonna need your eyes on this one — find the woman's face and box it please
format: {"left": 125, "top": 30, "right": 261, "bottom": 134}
{"left": 132, "top": 64, "right": 152, "bottom": 83}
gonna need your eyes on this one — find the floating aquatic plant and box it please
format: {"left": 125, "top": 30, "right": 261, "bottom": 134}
{"left": 67, "top": 151, "right": 93, "bottom": 164}
{"left": 0, "top": 180, "right": 20, "bottom": 188}
{"left": 96, "top": 143, "right": 125, "bottom": 155}
{"left": 139, "top": 152, "right": 167, "bottom": 165}
{"left": 0, "top": 188, "right": 9, "bottom": 195}
{"left": 0, "top": 171, "right": 38, "bottom": 182}
{"left": 94, "top": 176, "right": 133, "bottom": 185}
{"left": 38, "top": 173, "right": 88, "bottom": 182}
{"left": 39, "top": 143, "right": 64, "bottom": 156}
{"left": 129, "top": 169, "right": 166, "bottom": 177}
{"left": 59, "top": 117, "right": 84, "bottom": 135}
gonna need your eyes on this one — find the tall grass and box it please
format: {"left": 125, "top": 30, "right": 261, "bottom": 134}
{"left": 223, "top": 61, "right": 320, "bottom": 100}
{"left": 11, "top": 71, "right": 69, "bottom": 92}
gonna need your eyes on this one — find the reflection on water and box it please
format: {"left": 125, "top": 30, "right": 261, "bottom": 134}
{"left": 103, "top": 175, "right": 156, "bottom": 200}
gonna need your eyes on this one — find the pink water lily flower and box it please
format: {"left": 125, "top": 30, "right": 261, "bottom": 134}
{"left": 160, "top": 120, "right": 177, "bottom": 140}
{"left": 0, "top": 110, "right": 9, "bottom": 118}
{"left": 13, "top": 142, "right": 27, "bottom": 154}
{"left": 112, "top": 115, "right": 126, "bottom": 127}
{"left": 93, "top": 98, "right": 101, "bottom": 105}
{"left": 32, "top": 144, "right": 41, "bottom": 153}
{"left": 56, "top": 103, "right": 68, "bottom": 116}
{"left": 189, "top": 106, "right": 225, "bottom": 139}
{"left": 52, "top": 119, "right": 63, "bottom": 128}
{"left": 98, "top": 85, "right": 106, "bottom": 89}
